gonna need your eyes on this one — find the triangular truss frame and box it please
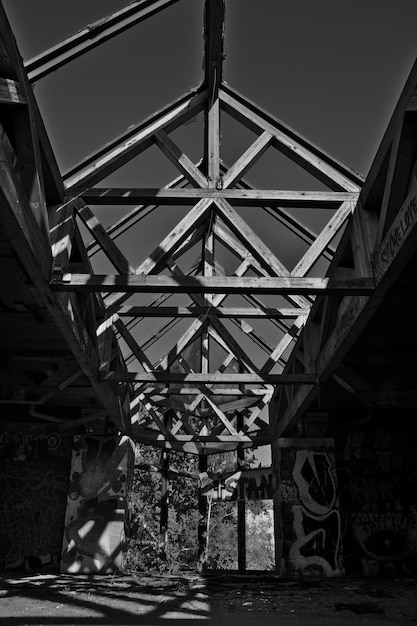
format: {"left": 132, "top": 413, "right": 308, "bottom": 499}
{"left": 39, "top": 0, "right": 369, "bottom": 454}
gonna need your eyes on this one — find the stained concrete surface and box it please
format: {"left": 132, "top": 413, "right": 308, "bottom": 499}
{"left": 0, "top": 573, "right": 416, "bottom": 625}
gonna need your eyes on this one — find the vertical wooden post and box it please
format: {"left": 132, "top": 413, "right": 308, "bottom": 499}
{"left": 270, "top": 397, "right": 283, "bottom": 574}
{"left": 237, "top": 432, "right": 246, "bottom": 572}
{"left": 159, "top": 447, "right": 170, "bottom": 554}
{"left": 198, "top": 453, "right": 208, "bottom": 571}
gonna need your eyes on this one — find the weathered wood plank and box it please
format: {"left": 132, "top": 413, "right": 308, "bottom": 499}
{"left": 374, "top": 177, "right": 417, "bottom": 284}
{"left": 222, "top": 132, "right": 273, "bottom": 188}
{"left": 155, "top": 130, "right": 209, "bottom": 188}
{"left": 76, "top": 201, "right": 134, "bottom": 274}
{"left": 291, "top": 201, "right": 354, "bottom": 277}
{"left": 0, "top": 77, "right": 25, "bottom": 105}
{"left": 220, "top": 85, "right": 363, "bottom": 192}
{"left": 276, "top": 177, "right": 417, "bottom": 435}
{"left": 78, "top": 187, "right": 358, "bottom": 206}
{"left": 206, "top": 97, "right": 221, "bottom": 185}
{"left": 117, "top": 305, "right": 310, "bottom": 318}
{"left": 53, "top": 273, "right": 375, "bottom": 295}
{"left": 0, "top": 137, "right": 52, "bottom": 278}
{"left": 132, "top": 431, "right": 273, "bottom": 444}
{"left": 141, "top": 387, "right": 269, "bottom": 396}
{"left": 102, "top": 371, "right": 317, "bottom": 384}
{"left": 25, "top": 0, "right": 182, "bottom": 81}
{"left": 50, "top": 199, "right": 81, "bottom": 275}
{"left": 104, "top": 197, "right": 213, "bottom": 310}
{"left": 0, "top": 4, "right": 64, "bottom": 203}
{"left": 64, "top": 86, "right": 207, "bottom": 190}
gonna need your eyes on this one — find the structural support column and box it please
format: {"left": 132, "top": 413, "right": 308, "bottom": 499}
{"left": 198, "top": 454, "right": 209, "bottom": 571}
{"left": 159, "top": 448, "right": 170, "bottom": 554}
{"left": 237, "top": 432, "right": 246, "bottom": 572}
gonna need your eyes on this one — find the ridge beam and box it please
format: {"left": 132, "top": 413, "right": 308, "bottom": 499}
{"left": 204, "top": 0, "right": 226, "bottom": 100}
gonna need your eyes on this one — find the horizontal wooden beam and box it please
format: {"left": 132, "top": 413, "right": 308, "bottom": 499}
{"left": 139, "top": 387, "right": 270, "bottom": 396}
{"left": 78, "top": 187, "right": 358, "bottom": 207}
{"left": 103, "top": 371, "right": 316, "bottom": 384}
{"left": 51, "top": 273, "right": 375, "bottom": 295}
{"left": 132, "top": 432, "right": 273, "bottom": 444}
{"left": 25, "top": 0, "right": 182, "bottom": 81}
{"left": 117, "top": 305, "right": 310, "bottom": 318}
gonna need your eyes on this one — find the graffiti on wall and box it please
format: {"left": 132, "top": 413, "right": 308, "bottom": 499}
{"left": 339, "top": 425, "right": 417, "bottom": 576}
{"left": 0, "top": 424, "right": 71, "bottom": 571}
{"left": 61, "top": 434, "right": 134, "bottom": 574}
{"left": 278, "top": 439, "right": 343, "bottom": 578}
{"left": 200, "top": 467, "right": 274, "bottom": 501}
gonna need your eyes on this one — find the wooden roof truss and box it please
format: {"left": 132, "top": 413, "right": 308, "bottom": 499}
{"left": 18, "top": 0, "right": 384, "bottom": 452}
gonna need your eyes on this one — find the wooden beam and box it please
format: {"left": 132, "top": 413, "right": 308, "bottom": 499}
{"left": 260, "top": 316, "right": 305, "bottom": 374}
{"left": 25, "top": 0, "right": 182, "bottom": 81}
{"left": 376, "top": 113, "right": 417, "bottom": 244}
{"left": 38, "top": 363, "right": 82, "bottom": 404}
{"left": 104, "top": 198, "right": 213, "bottom": 311}
{"left": 222, "top": 132, "right": 273, "bottom": 188}
{"left": 0, "top": 4, "right": 64, "bottom": 203}
{"left": 50, "top": 199, "right": 81, "bottom": 276}
{"left": 0, "top": 155, "right": 128, "bottom": 430}
{"left": 78, "top": 187, "right": 358, "bottom": 206}
{"left": 0, "top": 77, "right": 26, "bottom": 105}
{"left": 64, "top": 86, "right": 207, "bottom": 190}
{"left": 291, "top": 201, "right": 354, "bottom": 277}
{"left": 116, "top": 305, "right": 310, "bottom": 318}
{"left": 203, "top": 0, "right": 225, "bottom": 99}
{"left": 130, "top": 432, "right": 273, "bottom": 444}
{"left": 220, "top": 84, "right": 362, "bottom": 192}
{"left": 214, "top": 196, "right": 290, "bottom": 276}
{"left": 53, "top": 273, "right": 374, "bottom": 295}
{"left": 103, "top": 371, "right": 316, "bottom": 384}
{"left": 141, "top": 387, "right": 269, "bottom": 396}
{"left": 154, "top": 130, "right": 209, "bottom": 188}
{"left": 96, "top": 315, "right": 116, "bottom": 373}
{"left": 76, "top": 201, "right": 134, "bottom": 274}
{"left": 206, "top": 98, "right": 221, "bottom": 185}
{"left": 0, "top": 136, "right": 51, "bottom": 278}
{"left": 359, "top": 59, "right": 417, "bottom": 210}
{"left": 276, "top": 176, "right": 417, "bottom": 436}
{"left": 85, "top": 171, "right": 190, "bottom": 255}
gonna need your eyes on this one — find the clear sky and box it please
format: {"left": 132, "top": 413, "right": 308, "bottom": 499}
{"left": 3, "top": 0, "right": 417, "bottom": 180}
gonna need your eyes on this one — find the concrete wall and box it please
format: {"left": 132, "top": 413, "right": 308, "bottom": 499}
{"left": 0, "top": 423, "right": 72, "bottom": 571}
{"left": 61, "top": 434, "right": 134, "bottom": 574}
{"left": 336, "top": 419, "right": 417, "bottom": 576}
{"left": 274, "top": 437, "right": 343, "bottom": 578}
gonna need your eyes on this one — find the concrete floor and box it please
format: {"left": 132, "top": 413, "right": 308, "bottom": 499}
{"left": 0, "top": 573, "right": 415, "bottom": 625}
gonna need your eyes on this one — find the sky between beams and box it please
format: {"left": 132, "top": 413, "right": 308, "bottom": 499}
{"left": 2, "top": 0, "right": 417, "bottom": 180}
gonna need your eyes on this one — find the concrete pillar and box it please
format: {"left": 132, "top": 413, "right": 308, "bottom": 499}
{"left": 60, "top": 434, "right": 134, "bottom": 574}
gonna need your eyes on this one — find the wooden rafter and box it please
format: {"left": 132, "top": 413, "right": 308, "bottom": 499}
{"left": 220, "top": 83, "right": 363, "bottom": 191}
{"left": 64, "top": 86, "right": 207, "bottom": 190}
{"left": 25, "top": 0, "right": 182, "bottom": 82}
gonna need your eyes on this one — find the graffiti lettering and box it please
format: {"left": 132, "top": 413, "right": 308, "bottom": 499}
{"left": 377, "top": 187, "right": 417, "bottom": 277}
